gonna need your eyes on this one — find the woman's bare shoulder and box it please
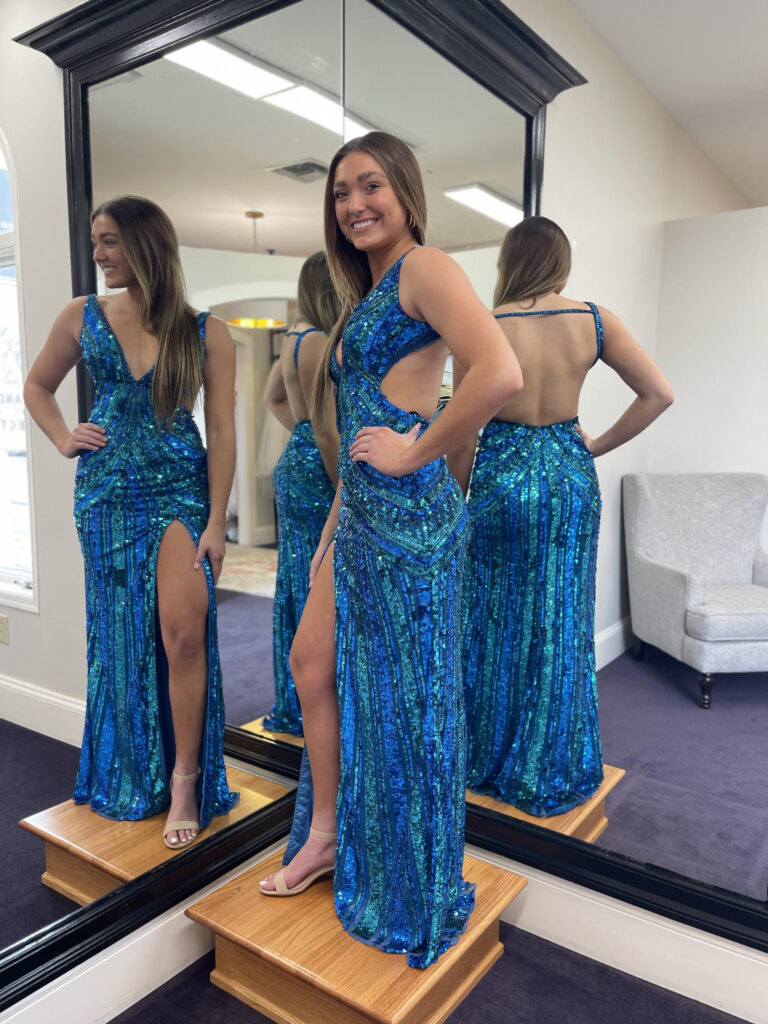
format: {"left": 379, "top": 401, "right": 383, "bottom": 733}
{"left": 202, "top": 314, "right": 232, "bottom": 342}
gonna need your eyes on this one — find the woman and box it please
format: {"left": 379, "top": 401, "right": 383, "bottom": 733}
{"left": 24, "top": 196, "right": 238, "bottom": 848}
{"left": 263, "top": 252, "right": 340, "bottom": 735}
{"left": 454, "top": 215, "right": 673, "bottom": 816}
{"left": 259, "top": 132, "right": 523, "bottom": 969}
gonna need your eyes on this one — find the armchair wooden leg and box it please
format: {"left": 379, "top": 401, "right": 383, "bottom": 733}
{"left": 697, "top": 673, "right": 715, "bottom": 709}
{"left": 631, "top": 636, "right": 645, "bottom": 660}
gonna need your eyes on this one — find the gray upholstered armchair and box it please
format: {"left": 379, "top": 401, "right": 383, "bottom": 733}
{"left": 623, "top": 473, "right": 768, "bottom": 707}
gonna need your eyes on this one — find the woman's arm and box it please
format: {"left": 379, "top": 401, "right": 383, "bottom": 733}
{"left": 23, "top": 297, "right": 107, "bottom": 457}
{"left": 196, "top": 316, "right": 236, "bottom": 583}
{"left": 350, "top": 247, "right": 523, "bottom": 476}
{"left": 265, "top": 355, "right": 296, "bottom": 432}
{"left": 300, "top": 331, "right": 340, "bottom": 486}
{"left": 445, "top": 358, "right": 478, "bottom": 494}
{"left": 576, "top": 307, "right": 674, "bottom": 457}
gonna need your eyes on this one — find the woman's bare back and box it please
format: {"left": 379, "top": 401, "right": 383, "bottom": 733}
{"left": 280, "top": 322, "right": 328, "bottom": 422}
{"left": 491, "top": 294, "right": 602, "bottom": 425}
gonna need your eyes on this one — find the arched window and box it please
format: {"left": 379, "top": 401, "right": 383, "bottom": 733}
{"left": 0, "top": 138, "right": 34, "bottom": 601}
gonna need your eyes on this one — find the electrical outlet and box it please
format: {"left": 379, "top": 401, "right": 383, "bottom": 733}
{"left": 0, "top": 614, "right": 8, "bottom": 644}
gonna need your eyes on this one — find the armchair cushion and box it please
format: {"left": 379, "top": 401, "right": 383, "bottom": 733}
{"left": 686, "top": 584, "right": 768, "bottom": 641}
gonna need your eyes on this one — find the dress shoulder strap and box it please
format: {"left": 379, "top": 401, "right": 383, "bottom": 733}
{"left": 584, "top": 302, "right": 604, "bottom": 364}
{"left": 197, "top": 311, "right": 211, "bottom": 355}
{"left": 292, "top": 327, "right": 326, "bottom": 368}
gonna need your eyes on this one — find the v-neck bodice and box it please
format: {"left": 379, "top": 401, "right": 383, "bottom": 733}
{"left": 75, "top": 295, "right": 211, "bottom": 512}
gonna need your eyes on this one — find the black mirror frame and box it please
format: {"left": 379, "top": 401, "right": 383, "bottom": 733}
{"left": 8, "top": 0, "right": 766, "bottom": 1011}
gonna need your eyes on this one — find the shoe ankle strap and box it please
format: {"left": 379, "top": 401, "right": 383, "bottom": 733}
{"left": 309, "top": 826, "right": 337, "bottom": 840}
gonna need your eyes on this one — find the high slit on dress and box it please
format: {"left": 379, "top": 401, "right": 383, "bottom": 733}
{"left": 72, "top": 295, "right": 237, "bottom": 827}
{"left": 284, "top": 250, "right": 474, "bottom": 969}
{"left": 463, "top": 304, "right": 604, "bottom": 815}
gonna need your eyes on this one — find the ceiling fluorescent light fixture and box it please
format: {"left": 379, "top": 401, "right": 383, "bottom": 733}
{"left": 444, "top": 185, "right": 523, "bottom": 228}
{"left": 164, "top": 40, "right": 292, "bottom": 100}
{"left": 264, "top": 85, "right": 370, "bottom": 138}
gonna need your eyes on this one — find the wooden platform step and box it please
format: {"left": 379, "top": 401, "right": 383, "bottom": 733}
{"left": 18, "top": 767, "right": 290, "bottom": 906}
{"left": 466, "top": 763, "right": 626, "bottom": 843}
{"left": 187, "top": 848, "right": 526, "bottom": 1024}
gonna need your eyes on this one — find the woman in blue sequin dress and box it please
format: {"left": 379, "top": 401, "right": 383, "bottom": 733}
{"left": 24, "top": 196, "right": 238, "bottom": 847}
{"left": 260, "top": 133, "right": 523, "bottom": 968}
{"left": 263, "top": 252, "right": 340, "bottom": 735}
{"left": 452, "top": 216, "right": 673, "bottom": 815}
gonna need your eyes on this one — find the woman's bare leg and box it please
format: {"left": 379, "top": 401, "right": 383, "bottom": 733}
{"left": 156, "top": 520, "right": 209, "bottom": 845}
{"left": 261, "top": 543, "right": 338, "bottom": 889}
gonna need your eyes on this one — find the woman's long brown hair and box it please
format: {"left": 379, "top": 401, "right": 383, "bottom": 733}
{"left": 310, "top": 132, "right": 426, "bottom": 427}
{"left": 494, "top": 215, "right": 572, "bottom": 307}
{"left": 92, "top": 196, "right": 201, "bottom": 426}
{"left": 296, "top": 251, "right": 341, "bottom": 335}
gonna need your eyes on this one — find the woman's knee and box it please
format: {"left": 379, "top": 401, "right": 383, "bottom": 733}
{"left": 289, "top": 637, "right": 334, "bottom": 699}
{"left": 161, "top": 614, "right": 206, "bottom": 663}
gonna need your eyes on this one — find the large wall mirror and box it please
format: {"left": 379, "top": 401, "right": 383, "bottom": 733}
{"left": 6, "top": 0, "right": 766, "bottom": 1011}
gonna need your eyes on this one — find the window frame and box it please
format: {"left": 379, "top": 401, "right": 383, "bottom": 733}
{"left": 0, "top": 138, "right": 39, "bottom": 611}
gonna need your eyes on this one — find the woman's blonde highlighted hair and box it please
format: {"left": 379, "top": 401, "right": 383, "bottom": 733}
{"left": 92, "top": 195, "right": 201, "bottom": 426}
{"left": 494, "top": 215, "right": 571, "bottom": 307}
{"left": 310, "top": 132, "right": 425, "bottom": 425}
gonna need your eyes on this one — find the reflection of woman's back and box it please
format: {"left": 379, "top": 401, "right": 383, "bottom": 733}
{"left": 463, "top": 216, "right": 672, "bottom": 815}
{"left": 464, "top": 222, "right": 605, "bottom": 816}
{"left": 491, "top": 304, "right": 601, "bottom": 425}
{"left": 264, "top": 253, "right": 340, "bottom": 735}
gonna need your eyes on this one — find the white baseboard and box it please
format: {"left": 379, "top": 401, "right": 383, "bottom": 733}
{"left": 468, "top": 845, "right": 768, "bottom": 1024}
{"left": 595, "top": 615, "right": 631, "bottom": 670}
{"left": 0, "top": 673, "right": 84, "bottom": 747}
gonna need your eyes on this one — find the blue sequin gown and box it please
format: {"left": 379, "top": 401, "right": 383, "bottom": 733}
{"left": 285, "top": 250, "right": 475, "bottom": 969}
{"left": 264, "top": 329, "right": 335, "bottom": 735}
{"left": 72, "top": 295, "right": 238, "bottom": 827}
{"left": 464, "top": 305, "right": 605, "bottom": 816}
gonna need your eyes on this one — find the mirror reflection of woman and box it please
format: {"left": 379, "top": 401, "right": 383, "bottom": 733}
{"left": 451, "top": 216, "right": 674, "bottom": 816}
{"left": 23, "top": 196, "right": 238, "bottom": 849}
{"left": 264, "top": 252, "right": 341, "bottom": 735}
{"left": 259, "top": 132, "right": 523, "bottom": 969}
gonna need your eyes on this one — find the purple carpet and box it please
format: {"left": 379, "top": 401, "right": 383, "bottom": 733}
{"left": 597, "top": 646, "right": 768, "bottom": 901}
{"left": 110, "top": 927, "right": 747, "bottom": 1024}
{"left": 1, "top": 720, "right": 81, "bottom": 948}
{"left": 216, "top": 588, "right": 276, "bottom": 727}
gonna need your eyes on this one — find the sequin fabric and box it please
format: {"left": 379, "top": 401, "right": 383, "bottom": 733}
{"left": 332, "top": 250, "right": 475, "bottom": 967}
{"left": 463, "top": 306, "right": 604, "bottom": 815}
{"left": 72, "top": 295, "right": 237, "bottom": 826}
{"left": 264, "top": 331, "right": 334, "bottom": 735}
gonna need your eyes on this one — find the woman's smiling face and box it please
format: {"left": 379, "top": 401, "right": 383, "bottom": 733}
{"left": 91, "top": 213, "right": 135, "bottom": 289}
{"left": 333, "top": 150, "right": 411, "bottom": 254}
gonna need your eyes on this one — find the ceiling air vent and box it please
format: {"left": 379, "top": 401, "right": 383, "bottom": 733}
{"left": 265, "top": 158, "right": 328, "bottom": 184}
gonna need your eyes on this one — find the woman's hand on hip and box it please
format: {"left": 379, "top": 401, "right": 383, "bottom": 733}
{"left": 57, "top": 422, "right": 107, "bottom": 458}
{"left": 349, "top": 424, "right": 420, "bottom": 477}
{"left": 574, "top": 424, "right": 596, "bottom": 454}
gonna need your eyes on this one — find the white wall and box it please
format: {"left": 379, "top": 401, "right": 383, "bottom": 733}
{"left": 651, "top": 205, "right": 768, "bottom": 478}
{"left": 0, "top": 1, "right": 89, "bottom": 742}
{"left": 180, "top": 246, "right": 304, "bottom": 311}
{"left": 504, "top": 0, "right": 747, "bottom": 649}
